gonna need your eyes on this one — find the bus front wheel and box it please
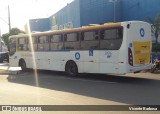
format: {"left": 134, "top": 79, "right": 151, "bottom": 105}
{"left": 19, "top": 60, "right": 26, "bottom": 72}
{"left": 65, "top": 61, "right": 78, "bottom": 77}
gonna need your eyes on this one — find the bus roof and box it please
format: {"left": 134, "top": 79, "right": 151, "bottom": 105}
{"left": 9, "top": 22, "right": 121, "bottom": 39}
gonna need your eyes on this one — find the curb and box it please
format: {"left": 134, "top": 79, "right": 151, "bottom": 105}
{"left": 0, "top": 69, "right": 20, "bottom": 75}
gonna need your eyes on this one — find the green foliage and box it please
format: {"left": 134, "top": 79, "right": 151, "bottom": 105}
{"left": 147, "top": 14, "right": 160, "bottom": 44}
{"left": 1, "top": 33, "right": 10, "bottom": 46}
{"left": 1, "top": 28, "right": 25, "bottom": 46}
{"left": 9, "top": 28, "right": 25, "bottom": 35}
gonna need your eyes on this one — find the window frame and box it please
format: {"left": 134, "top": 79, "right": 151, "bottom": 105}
{"left": 81, "top": 30, "right": 99, "bottom": 41}
{"left": 50, "top": 34, "right": 63, "bottom": 43}
{"left": 100, "top": 27, "right": 123, "bottom": 40}
{"left": 64, "top": 32, "right": 79, "bottom": 42}
{"left": 99, "top": 27, "right": 124, "bottom": 50}
{"left": 37, "top": 35, "right": 49, "bottom": 44}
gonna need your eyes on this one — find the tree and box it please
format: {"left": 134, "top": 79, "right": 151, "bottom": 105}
{"left": 147, "top": 14, "right": 160, "bottom": 44}
{"left": 1, "top": 28, "right": 25, "bottom": 46}
{"left": 9, "top": 28, "right": 25, "bottom": 35}
{"left": 1, "top": 33, "right": 10, "bottom": 46}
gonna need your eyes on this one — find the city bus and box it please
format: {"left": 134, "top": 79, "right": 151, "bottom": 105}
{"left": 8, "top": 21, "right": 152, "bottom": 76}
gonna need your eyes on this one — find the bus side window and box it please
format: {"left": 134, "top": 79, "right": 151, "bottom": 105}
{"left": 100, "top": 28, "right": 123, "bottom": 50}
{"left": 64, "top": 34, "right": 67, "bottom": 42}
{"left": 26, "top": 38, "right": 31, "bottom": 51}
{"left": 80, "top": 31, "right": 99, "bottom": 50}
{"left": 118, "top": 28, "right": 123, "bottom": 39}
{"left": 50, "top": 34, "right": 63, "bottom": 50}
{"left": 18, "top": 37, "right": 29, "bottom": 51}
{"left": 100, "top": 30, "right": 104, "bottom": 39}
{"left": 32, "top": 36, "right": 38, "bottom": 51}
{"left": 37, "top": 36, "right": 49, "bottom": 51}
{"left": 95, "top": 30, "right": 99, "bottom": 40}
{"left": 64, "top": 33, "right": 79, "bottom": 50}
{"left": 81, "top": 32, "right": 84, "bottom": 41}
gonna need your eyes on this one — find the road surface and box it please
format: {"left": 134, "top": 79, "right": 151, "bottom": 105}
{"left": 0, "top": 63, "right": 160, "bottom": 113}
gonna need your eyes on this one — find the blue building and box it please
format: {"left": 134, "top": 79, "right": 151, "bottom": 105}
{"left": 29, "top": 0, "right": 160, "bottom": 32}
{"left": 29, "top": 18, "right": 50, "bottom": 32}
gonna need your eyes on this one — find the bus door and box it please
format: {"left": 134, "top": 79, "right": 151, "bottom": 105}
{"left": 126, "top": 22, "right": 151, "bottom": 68}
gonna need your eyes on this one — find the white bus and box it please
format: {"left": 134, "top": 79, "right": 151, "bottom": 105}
{"left": 8, "top": 21, "right": 152, "bottom": 76}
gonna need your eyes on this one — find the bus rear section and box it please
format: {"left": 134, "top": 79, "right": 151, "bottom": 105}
{"left": 124, "top": 21, "right": 152, "bottom": 73}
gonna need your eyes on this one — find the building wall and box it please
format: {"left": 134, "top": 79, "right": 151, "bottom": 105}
{"left": 29, "top": 0, "right": 160, "bottom": 32}
{"left": 122, "top": 0, "right": 160, "bottom": 22}
{"left": 49, "top": 0, "right": 80, "bottom": 30}
{"left": 29, "top": 18, "right": 50, "bottom": 32}
{"left": 79, "top": 0, "right": 122, "bottom": 26}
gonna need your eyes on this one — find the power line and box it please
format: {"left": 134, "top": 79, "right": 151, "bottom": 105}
{"left": 0, "top": 16, "right": 9, "bottom": 25}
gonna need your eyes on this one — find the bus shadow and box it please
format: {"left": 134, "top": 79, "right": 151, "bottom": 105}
{"left": 7, "top": 70, "right": 160, "bottom": 105}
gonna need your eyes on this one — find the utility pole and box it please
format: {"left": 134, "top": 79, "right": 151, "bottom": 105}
{"left": 0, "top": 5, "right": 11, "bottom": 33}
{"left": 8, "top": 5, "right": 11, "bottom": 32}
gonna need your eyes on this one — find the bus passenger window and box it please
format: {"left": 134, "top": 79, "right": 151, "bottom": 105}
{"left": 81, "top": 32, "right": 84, "bottom": 41}
{"left": 50, "top": 35, "right": 62, "bottom": 43}
{"left": 50, "top": 34, "right": 63, "bottom": 50}
{"left": 32, "top": 37, "right": 38, "bottom": 51}
{"left": 100, "top": 27, "right": 123, "bottom": 50}
{"left": 37, "top": 36, "right": 49, "bottom": 51}
{"left": 100, "top": 30, "right": 104, "bottom": 39}
{"left": 64, "top": 34, "right": 67, "bottom": 42}
{"left": 80, "top": 31, "right": 99, "bottom": 50}
{"left": 38, "top": 36, "right": 49, "bottom": 43}
{"left": 18, "top": 37, "right": 29, "bottom": 51}
{"left": 64, "top": 33, "right": 80, "bottom": 50}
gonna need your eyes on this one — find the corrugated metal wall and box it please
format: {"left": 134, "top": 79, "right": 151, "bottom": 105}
{"left": 29, "top": 0, "right": 160, "bottom": 32}
{"left": 49, "top": 0, "right": 80, "bottom": 30}
{"left": 122, "top": 0, "right": 160, "bottom": 22}
{"left": 80, "top": 0, "right": 122, "bottom": 26}
{"left": 29, "top": 18, "right": 50, "bottom": 32}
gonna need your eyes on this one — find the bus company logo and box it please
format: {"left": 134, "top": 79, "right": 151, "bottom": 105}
{"left": 140, "top": 28, "right": 145, "bottom": 37}
{"left": 105, "top": 51, "right": 112, "bottom": 58}
{"left": 75, "top": 52, "right": 80, "bottom": 60}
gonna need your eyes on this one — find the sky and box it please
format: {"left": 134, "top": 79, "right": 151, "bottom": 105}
{"left": 0, "top": 0, "right": 74, "bottom": 34}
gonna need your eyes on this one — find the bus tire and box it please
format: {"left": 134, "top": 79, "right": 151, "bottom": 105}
{"left": 19, "top": 59, "right": 26, "bottom": 72}
{"left": 65, "top": 61, "right": 78, "bottom": 77}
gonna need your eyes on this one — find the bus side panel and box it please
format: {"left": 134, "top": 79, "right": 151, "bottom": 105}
{"left": 99, "top": 51, "right": 119, "bottom": 74}
{"left": 34, "top": 52, "right": 67, "bottom": 71}
{"left": 116, "top": 26, "right": 128, "bottom": 74}
{"left": 78, "top": 51, "right": 100, "bottom": 73}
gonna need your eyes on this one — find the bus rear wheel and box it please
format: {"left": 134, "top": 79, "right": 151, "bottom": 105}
{"left": 19, "top": 60, "right": 26, "bottom": 72}
{"left": 65, "top": 61, "right": 78, "bottom": 77}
